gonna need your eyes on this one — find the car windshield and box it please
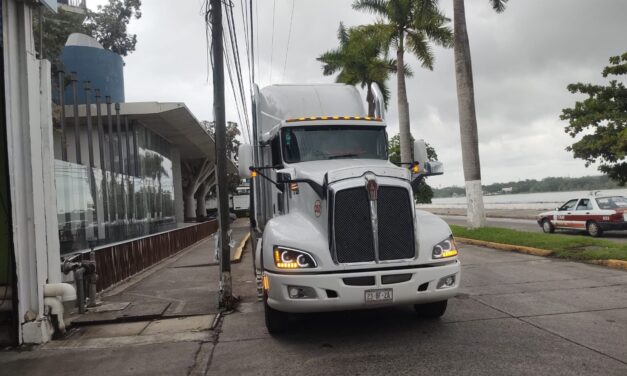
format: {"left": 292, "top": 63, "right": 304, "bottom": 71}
{"left": 595, "top": 196, "right": 627, "bottom": 209}
{"left": 281, "top": 126, "right": 387, "bottom": 163}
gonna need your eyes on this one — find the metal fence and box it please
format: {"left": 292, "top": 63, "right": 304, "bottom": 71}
{"left": 77, "top": 220, "right": 217, "bottom": 292}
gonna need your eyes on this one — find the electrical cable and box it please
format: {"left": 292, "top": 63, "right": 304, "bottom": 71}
{"left": 282, "top": 0, "right": 295, "bottom": 82}
{"left": 269, "top": 0, "right": 276, "bottom": 82}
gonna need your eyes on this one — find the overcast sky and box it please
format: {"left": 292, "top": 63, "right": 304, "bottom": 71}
{"left": 88, "top": 0, "right": 627, "bottom": 188}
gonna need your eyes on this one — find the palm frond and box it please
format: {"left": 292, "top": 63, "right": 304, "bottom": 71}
{"left": 490, "top": 0, "right": 508, "bottom": 13}
{"left": 352, "top": 0, "right": 389, "bottom": 19}
{"left": 338, "top": 22, "right": 349, "bottom": 46}
{"left": 405, "top": 30, "right": 434, "bottom": 70}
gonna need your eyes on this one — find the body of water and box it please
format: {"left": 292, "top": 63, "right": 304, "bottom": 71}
{"left": 423, "top": 188, "right": 627, "bottom": 210}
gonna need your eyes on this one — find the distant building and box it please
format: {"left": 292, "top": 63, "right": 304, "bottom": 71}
{"left": 501, "top": 187, "right": 513, "bottom": 193}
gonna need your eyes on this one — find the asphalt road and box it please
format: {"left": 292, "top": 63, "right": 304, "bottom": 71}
{"left": 210, "top": 243, "right": 627, "bottom": 375}
{"left": 441, "top": 215, "right": 627, "bottom": 244}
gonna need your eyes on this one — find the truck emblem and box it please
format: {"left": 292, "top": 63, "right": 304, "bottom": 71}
{"left": 365, "top": 176, "right": 378, "bottom": 201}
{"left": 314, "top": 200, "right": 322, "bottom": 217}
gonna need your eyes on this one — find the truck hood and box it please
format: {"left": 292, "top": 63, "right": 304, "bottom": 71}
{"left": 289, "top": 159, "right": 410, "bottom": 185}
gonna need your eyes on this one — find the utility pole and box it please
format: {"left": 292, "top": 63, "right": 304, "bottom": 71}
{"left": 211, "top": 0, "right": 234, "bottom": 309}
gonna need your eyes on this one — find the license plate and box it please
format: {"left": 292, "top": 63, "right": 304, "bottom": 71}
{"left": 365, "top": 288, "right": 393, "bottom": 304}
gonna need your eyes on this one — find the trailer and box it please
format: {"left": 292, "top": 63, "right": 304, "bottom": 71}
{"left": 238, "top": 83, "right": 459, "bottom": 333}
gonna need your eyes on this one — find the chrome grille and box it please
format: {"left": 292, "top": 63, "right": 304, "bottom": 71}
{"left": 332, "top": 185, "right": 415, "bottom": 263}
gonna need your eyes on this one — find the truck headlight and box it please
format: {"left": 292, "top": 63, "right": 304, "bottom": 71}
{"left": 273, "top": 246, "right": 317, "bottom": 269}
{"left": 432, "top": 236, "right": 458, "bottom": 259}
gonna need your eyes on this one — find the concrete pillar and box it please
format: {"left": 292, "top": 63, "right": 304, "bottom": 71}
{"left": 184, "top": 189, "right": 195, "bottom": 220}
{"left": 3, "top": 0, "right": 59, "bottom": 344}
{"left": 196, "top": 180, "right": 209, "bottom": 218}
{"left": 171, "top": 148, "right": 184, "bottom": 223}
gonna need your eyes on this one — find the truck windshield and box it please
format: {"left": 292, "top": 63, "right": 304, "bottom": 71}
{"left": 281, "top": 126, "right": 387, "bottom": 163}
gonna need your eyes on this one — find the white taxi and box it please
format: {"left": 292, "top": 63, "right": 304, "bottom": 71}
{"left": 537, "top": 196, "right": 627, "bottom": 237}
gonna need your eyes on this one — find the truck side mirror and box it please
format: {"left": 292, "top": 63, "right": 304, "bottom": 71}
{"left": 413, "top": 139, "right": 428, "bottom": 166}
{"left": 238, "top": 144, "right": 253, "bottom": 178}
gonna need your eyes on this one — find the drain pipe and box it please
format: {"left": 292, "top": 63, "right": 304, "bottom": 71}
{"left": 62, "top": 256, "right": 96, "bottom": 314}
{"left": 43, "top": 283, "right": 76, "bottom": 334}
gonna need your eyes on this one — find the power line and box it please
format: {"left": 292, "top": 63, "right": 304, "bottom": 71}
{"left": 224, "top": 2, "right": 251, "bottom": 143}
{"left": 269, "top": 0, "right": 276, "bottom": 83}
{"left": 282, "top": 0, "right": 295, "bottom": 82}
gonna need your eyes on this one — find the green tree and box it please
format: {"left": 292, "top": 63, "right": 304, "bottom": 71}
{"left": 561, "top": 52, "right": 627, "bottom": 184}
{"left": 202, "top": 121, "right": 241, "bottom": 162}
{"left": 84, "top": 0, "right": 142, "bottom": 56}
{"left": 34, "top": 0, "right": 142, "bottom": 66}
{"left": 452, "top": 0, "right": 508, "bottom": 228}
{"left": 353, "top": 0, "right": 453, "bottom": 166}
{"left": 317, "top": 23, "right": 400, "bottom": 116}
{"left": 388, "top": 133, "right": 438, "bottom": 203}
{"left": 202, "top": 121, "right": 242, "bottom": 194}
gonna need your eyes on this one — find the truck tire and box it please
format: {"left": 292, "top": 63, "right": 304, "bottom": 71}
{"left": 414, "top": 300, "right": 448, "bottom": 319}
{"left": 264, "top": 298, "right": 289, "bottom": 334}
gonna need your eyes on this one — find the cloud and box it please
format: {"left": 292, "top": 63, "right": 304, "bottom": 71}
{"left": 88, "top": 0, "right": 627, "bottom": 186}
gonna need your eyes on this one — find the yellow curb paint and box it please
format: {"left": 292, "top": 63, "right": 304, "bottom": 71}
{"left": 454, "top": 237, "right": 553, "bottom": 257}
{"left": 231, "top": 232, "right": 251, "bottom": 263}
{"left": 587, "top": 259, "right": 627, "bottom": 271}
{"left": 455, "top": 237, "right": 627, "bottom": 271}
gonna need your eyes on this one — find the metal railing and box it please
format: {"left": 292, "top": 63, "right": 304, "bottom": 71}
{"left": 76, "top": 220, "right": 218, "bottom": 292}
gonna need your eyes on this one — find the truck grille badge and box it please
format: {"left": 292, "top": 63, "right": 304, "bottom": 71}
{"left": 365, "top": 174, "right": 380, "bottom": 260}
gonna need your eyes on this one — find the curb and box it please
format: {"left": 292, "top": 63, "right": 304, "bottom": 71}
{"left": 587, "top": 259, "right": 627, "bottom": 271}
{"left": 231, "top": 232, "right": 251, "bottom": 263}
{"left": 454, "top": 237, "right": 553, "bottom": 257}
{"left": 455, "top": 237, "right": 627, "bottom": 271}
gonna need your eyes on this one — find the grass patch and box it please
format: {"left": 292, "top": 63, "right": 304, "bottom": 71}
{"left": 450, "top": 225, "right": 627, "bottom": 262}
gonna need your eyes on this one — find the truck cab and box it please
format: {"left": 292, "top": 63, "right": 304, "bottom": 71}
{"left": 239, "top": 84, "right": 460, "bottom": 333}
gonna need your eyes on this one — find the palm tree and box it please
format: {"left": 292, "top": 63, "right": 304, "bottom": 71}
{"left": 453, "top": 0, "right": 507, "bottom": 228}
{"left": 353, "top": 0, "right": 453, "bottom": 165}
{"left": 318, "top": 23, "right": 398, "bottom": 116}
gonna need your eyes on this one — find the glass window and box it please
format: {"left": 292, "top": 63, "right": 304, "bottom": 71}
{"left": 56, "top": 122, "right": 177, "bottom": 255}
{"left": 576, "top": 199, "right": 592, "bottom": 210}
{"left": 281, "top": 125, "right": 387, "bottom": 163}
{"left": 559, "top": 199, "right": 578, "bottom": 211}
{"left": 596, "top": 196, "right": 627, "bottom": 210}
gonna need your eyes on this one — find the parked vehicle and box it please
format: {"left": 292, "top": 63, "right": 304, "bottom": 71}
{"left": 231, "top": 185, "right": 250, "bottom": 217}
{"left": 238, "top": 84, "right": 460, "bottom": 333}
{"left": 537, "top": 195, "right": 627, "bottom": 237}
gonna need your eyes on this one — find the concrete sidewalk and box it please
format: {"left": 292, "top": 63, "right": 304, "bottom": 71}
{"left": 0, "top": 218, "right": 250, "bottom": 376}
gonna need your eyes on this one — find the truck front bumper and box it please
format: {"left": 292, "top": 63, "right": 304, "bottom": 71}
{"left": 265, "top": 260, "right": 460, "bottom": 313}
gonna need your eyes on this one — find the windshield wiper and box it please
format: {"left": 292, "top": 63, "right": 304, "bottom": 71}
{"left": 327, "top": 153, "right": 359, "bottom": 159}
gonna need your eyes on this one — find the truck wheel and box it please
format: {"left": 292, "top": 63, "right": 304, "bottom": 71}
{"left": 542, "top": 219, "right": 555, "bottom": 234}
{"left": 587, "top": 221, "right": 603, "bottom": 237}
{"left": 414, "top": 300, "right": 448, "bottom": 319}
{"left": 264, "top": 298, "right": 289, "bottom": 334}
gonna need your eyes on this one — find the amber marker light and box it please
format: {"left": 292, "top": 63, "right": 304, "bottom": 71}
{"left": 251, "top": 170, "right": 258, "bottom": 178}
{"left": 289, "top": 182, "right": 299, "bottom": 193}
{"left": 262, "top": 274, "right": 269, "bottom": 290}
{"left": 411, "top": 163, "right": 420, "bottom": 174}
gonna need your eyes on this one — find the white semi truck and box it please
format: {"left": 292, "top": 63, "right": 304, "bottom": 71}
{"left": 238, "top": 84, "right": 460, "bottom": 333}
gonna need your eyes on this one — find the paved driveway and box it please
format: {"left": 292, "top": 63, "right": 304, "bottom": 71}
{"left": 210, "top": 244, "right": 627, "bottom": 375}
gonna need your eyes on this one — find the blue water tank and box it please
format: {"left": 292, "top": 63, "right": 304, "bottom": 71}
{"left": 61, "top": 33, "right": 125, "bottom": 104}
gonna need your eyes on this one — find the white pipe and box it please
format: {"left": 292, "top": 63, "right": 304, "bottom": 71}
{"left": 44, "top": 297, "right": 66, "bottom": 333}
{"left": 44, "top": 283, "right": 77, "bottom": 302}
